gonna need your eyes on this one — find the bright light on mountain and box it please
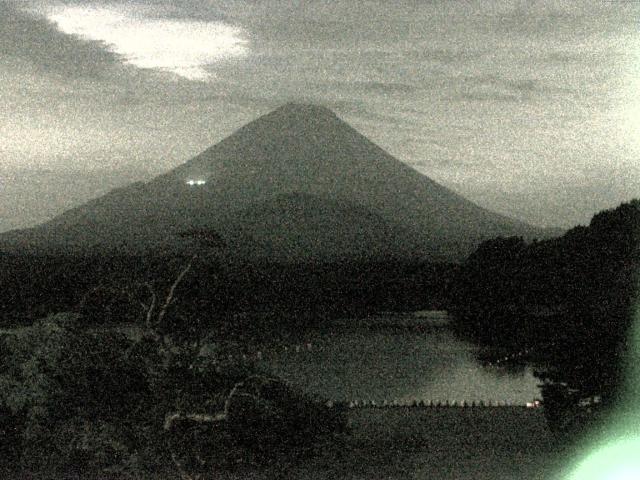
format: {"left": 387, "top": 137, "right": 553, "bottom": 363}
{"left": 186, "top": 179, "right": 206, "bottom": 186}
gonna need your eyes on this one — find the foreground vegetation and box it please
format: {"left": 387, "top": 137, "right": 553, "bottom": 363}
{"left": 0, "top": 305, "right": 347, "bottom": 478}
{"left": 451, "top": 199, "right": 640, "bottom": 436}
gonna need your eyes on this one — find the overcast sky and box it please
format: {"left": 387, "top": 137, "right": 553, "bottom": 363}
{"left": 1, "top": 0, "right": 638, "bottom": 232}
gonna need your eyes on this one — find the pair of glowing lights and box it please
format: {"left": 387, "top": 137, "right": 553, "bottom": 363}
{"left": 186, "top": 179, "right": 206, "bottom": 186}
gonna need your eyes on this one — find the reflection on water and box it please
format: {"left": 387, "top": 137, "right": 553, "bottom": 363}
{"left": 262, "top": 312, "right": 541, "bottom": 404}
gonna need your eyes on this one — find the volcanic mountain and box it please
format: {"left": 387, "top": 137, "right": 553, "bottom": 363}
{"left": 0, "top": 103, "right": 550, "bottom": 261}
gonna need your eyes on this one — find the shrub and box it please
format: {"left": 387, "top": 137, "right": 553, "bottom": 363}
{"left": 0, "top": 313, "right": 149, "bottom": 472}
{"left": 0, "top": 313, "right": 349, "bottom": 478}
{"left": 166, "top": 373, "right": 349, "bottom": 477}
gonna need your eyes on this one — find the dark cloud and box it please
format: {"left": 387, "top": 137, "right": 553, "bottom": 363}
{"left": 487, "top": 1, "right": 638, "bottom": 38}
{"left": 454, "top": 74, "right": 573, "bottom": 103}
{"left": 0, "top": 2, "right": 123, "bottom": 78}
{"left": 337, "top": 81, "right": 419, "bottom": 95}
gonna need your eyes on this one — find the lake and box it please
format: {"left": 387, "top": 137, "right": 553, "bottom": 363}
{"left": 259, "top": 311, "right": 542, "bottom": 405}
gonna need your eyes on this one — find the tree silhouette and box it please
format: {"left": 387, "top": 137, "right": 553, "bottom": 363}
{"left": 452, "top": 199, "right": 640, "bottom": 435}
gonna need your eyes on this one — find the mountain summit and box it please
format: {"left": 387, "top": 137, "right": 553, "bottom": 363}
{"left": 1, "top": 104, "right": 549, "bottom": 261}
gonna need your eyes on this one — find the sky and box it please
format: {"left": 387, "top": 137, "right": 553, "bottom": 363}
{"left": 0, "top": 0, "right": 639, "bottom": 232}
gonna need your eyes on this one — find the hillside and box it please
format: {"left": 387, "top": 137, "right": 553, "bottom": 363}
{"left": 0, "top": 103, "right": 550, "bottom": 261}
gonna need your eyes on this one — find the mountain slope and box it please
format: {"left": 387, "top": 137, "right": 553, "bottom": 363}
{"left": 0, "top": 103, "right": 549, "bottom": 261}
{"left": 225, "top": 192, "right": 429, "bottom": 262}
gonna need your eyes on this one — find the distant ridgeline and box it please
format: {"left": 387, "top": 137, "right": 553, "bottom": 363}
{"left": 0, "top": 251, "right": 456, "bottom": 330}
{"left": 450, "top": 199, "right": 640, "bottom": 432}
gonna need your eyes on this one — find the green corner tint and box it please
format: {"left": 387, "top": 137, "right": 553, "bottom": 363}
{"left": 562, "top": 286, "right": 640, "bottom": 480}
{"left": 566, "top": 436, "right": 640, "bottom": 480}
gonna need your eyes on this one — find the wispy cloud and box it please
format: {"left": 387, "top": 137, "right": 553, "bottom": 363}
{"left": 454, "top": 74, "right": 567, "bottom": 103}
{"left": 42, "top": 4, "right": 250, "bottom": 81}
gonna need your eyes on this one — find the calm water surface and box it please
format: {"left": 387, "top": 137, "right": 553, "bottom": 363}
{"left": 261, "top": 312, "right": 541, "bottom": 404}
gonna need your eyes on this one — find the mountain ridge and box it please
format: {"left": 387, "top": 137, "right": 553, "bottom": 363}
{"left": 0, "top": 103, "right": 553, "bottom": 261}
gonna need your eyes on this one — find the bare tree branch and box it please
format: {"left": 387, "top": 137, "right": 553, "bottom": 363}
{"left": 157, "top": 254, "right": 197, "bottom": 326}
{"left": 163, "top": 412, "right": 227, "bottom": 431}
{"left": 143, "top": 282, "right": 158, "bottom": 332}
{"left": 164, "top": 374, "right": 281, "bottom": 432}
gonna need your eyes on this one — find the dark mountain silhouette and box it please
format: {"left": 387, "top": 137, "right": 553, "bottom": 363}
{"left": 0, "top": 103, "right": 552, "bottom": 261}
{"left": 225, "top": 192, "right": 427, "bottom": 262}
